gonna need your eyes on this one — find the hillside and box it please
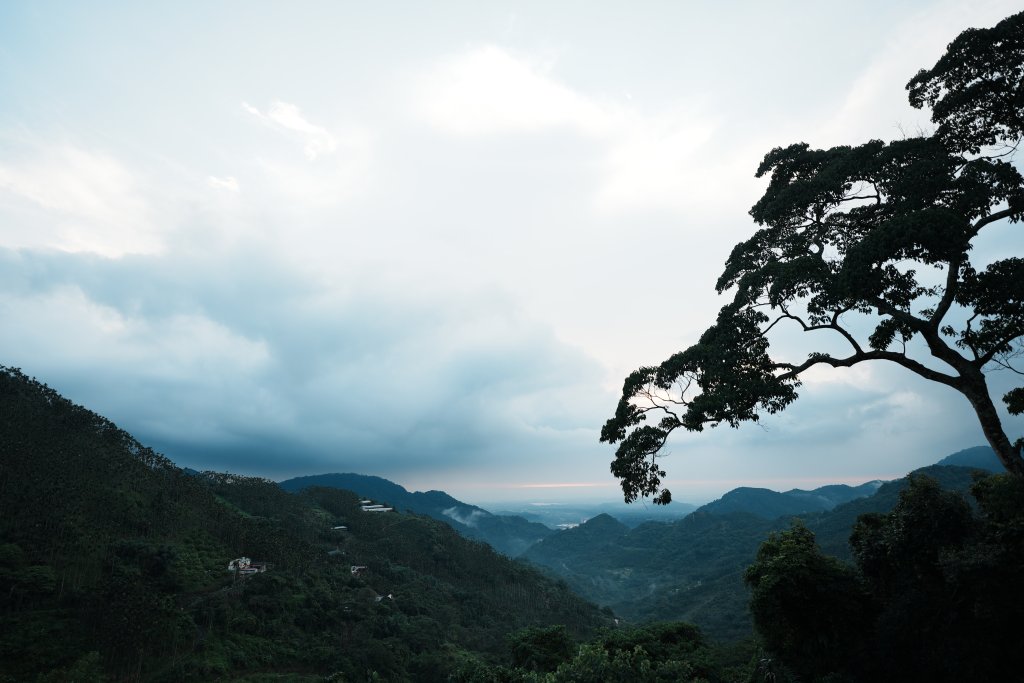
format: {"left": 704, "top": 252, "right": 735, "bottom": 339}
{"left": 3, "top": 359, "right": 1009, "bottom": 677}
{"left": 488, "top": 500, "right": 698, "bottom": 529}
{"left": 935, "top": 445, "right": 1002, "bottom": 471}
{"left": 0, "top": 366, "right": 613, "bottom": 681}
{"left": 523, "top": 514, "right": 630, "bottom": 570}
{"left": 694, "top": 481, "right": 882, "bottom": 519}
{"left": 280, "top": 472, "right": 555, "bottom": 556}
{"left": 521, "top": 460, "right": 990, "bottom": 641}
{"left": 522, "top": 509, "right": 778, "bottom": 641}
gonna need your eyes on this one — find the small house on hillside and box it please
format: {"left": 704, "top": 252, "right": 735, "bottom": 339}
{"left": 228, "top": 557, "right": 270, "bottom": 576}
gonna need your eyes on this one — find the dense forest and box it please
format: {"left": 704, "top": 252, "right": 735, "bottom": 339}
{"left": 519, "top": 461, "right": 993, "bottom": 640}
{"left": 3, "top": 360, "right": 1024, "bottom": 682}
{"left": 278, "top": 473, "right": 555, "bottom": 557}
{"left": 746, "top": 471, "right": 1024, "bottom": 682}
{"left": 0, "top": 366, "right": 758, "bottom": 681}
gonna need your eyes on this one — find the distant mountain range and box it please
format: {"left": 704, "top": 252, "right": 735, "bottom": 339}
{"left": 279, "top": 446, "right": 1006, "bottom": 562}
{"left": 517, "top": 453, "right": 1003, "bottom": 640}
{"left": 279, "top": 472, "right": 555, "bottom": 556}
{"left": 487, "top": 500, "right": 697, "bottom": 529}
{"left": 693, "top": 481, "right": 884, "bottom": 520}
{"left": 5, "top": 357, "right": 1013, "bottom": 676}
{"left": 276, "top": 447, "right": 1007, "bottom": 642}
{"left": 0, "top": 365, "right": 611, "bottom": 681}
{"left": 935, "top": 444, "right": 1003, "bottom": 471}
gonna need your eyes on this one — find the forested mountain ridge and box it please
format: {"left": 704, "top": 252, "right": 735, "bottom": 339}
{"left": 0, "top": 366, "right": 615, "bottom": 681}
{"left": 1, "top": 359, "right": 1012, "bottom": 679}
{"left": 693, "top": 481, "right": 883, "bottom": 519}
{"left": 280, "top": 472, "right": 555, "bottom": 556}
{"left": 280, "top": 472, "right": 473, "bottom": 514}
{"left": 522, "top": 460, "right": 991, "bottom": 641}
{"left": 935, "top": 445, "right": 1004, "bottom": 471}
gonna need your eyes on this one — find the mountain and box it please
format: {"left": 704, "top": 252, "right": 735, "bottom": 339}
{"left": 800, "top": 463, "right": 984, "bottom": 559}
{"left": 520, "top": 454, "right": 992, "bottom": 641}
{"left": 935, "top": 445, "right": 1002, "bottom": 472}
{"left": 279, "top": 472, "right": 555, "bottom": 556}
{"left": 521, "top": 508, "right": 776, "bottom": 641}
{"left": 488, "top": 500, "right": 697, "bottom": 529}
{"left": 524, "top": 514, "right": 630, "bottom": 569}
{"left": 695, "top": 481, "right": 883, "bottom": 519}
{"left": 0, "top": 366, "right": 612, "bottom": 681}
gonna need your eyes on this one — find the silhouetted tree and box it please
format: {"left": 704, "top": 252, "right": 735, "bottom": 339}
{"left": 749, "top": 474, "right": 1024, "bottom": 682}
{"left": 602, "top": 12, "right": 1024, "bottom": 503}
{"left": 848, "top": 474, "right": 1024, "bottom": 682}
{"left": 745, "top": 523, "right": 870, "bottom": 681}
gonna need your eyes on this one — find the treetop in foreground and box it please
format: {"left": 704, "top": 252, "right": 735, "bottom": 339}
{"left": 602, "top": 11, "right": 1024, "bottom": 504}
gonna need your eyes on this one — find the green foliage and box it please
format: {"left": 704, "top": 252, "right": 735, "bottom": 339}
{"left": 36, "top": 651, "right": 107, "bottom": 683}
{"left": 850, "top": 475, "right": 973, "bottom": 596}
{"left": 280, "top": 473, "right": 556, "bottom": 557}
{"left": 0, "top": 366, "right": 613, "bottom": 681}
{"left": 906, "top": 12, "right": 1024, "bottom": 153}
{"left": 603, "top": 11, "right": 1024, "bottom": 503}
{"left": 0, "top": 354, "right": 763, "bottom": 683}
{"left": 744, "top": 524, "right": 870, "bottom": 681}
{"left": 521, "top": 462, "right": 987, "bottom": 642}
{"left": 509, "top": 626, "right": 574, "bottom": 673}
{"left": 549, "top": 643, "right": 658, "bottom": 682}
{"left": 749, "top": 474, "right": 1024, "bottom": 682}
{"left": 602, "top": 304, "right": 798, "bottom": 503}
{"left": 523, "top": 510, "right": 777, "bottom": 641}
{"left": 453, "top": 622, "right": 733, "bottom": 682}
{"left": 1005, "top": 386, "right": 1024, "bottom": 415}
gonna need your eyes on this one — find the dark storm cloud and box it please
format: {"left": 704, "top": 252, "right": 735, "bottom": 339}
{"left": 0, "top": 246, "right": 611, "bottom": 480}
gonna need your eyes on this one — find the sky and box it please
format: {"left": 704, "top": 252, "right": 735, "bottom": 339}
{"left": 1, "top": 1, "right": 1022, "bottom": 505}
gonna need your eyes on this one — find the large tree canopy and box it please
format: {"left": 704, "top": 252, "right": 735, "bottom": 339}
{"left": 602, "top": 12, "right": 1024, "bottom": 504}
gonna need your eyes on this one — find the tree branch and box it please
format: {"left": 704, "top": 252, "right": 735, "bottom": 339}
{"left": 971, "top": 205, "right": 1022, "bottom": 238}
{"left": 976, "top": 330, "right": 1024, "bottom": 367}
{"left": 766, "top": 307, "right": 863, "bottom": 355}
{"left": 989, "top": 356, "right": 1024, "bottom": 376}
{"left": 930, "top": 256, "right": 963, "bottom": 331}
{"left": 932, "top": 205, "right": 1022, "bottom": 331}
{"left": 775, "top": 349, "right": 960, "bottom": 388}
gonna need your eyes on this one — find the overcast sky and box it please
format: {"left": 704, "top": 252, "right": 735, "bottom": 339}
{"left": 1, "top": 1, "right": 1022, "bottom": 505}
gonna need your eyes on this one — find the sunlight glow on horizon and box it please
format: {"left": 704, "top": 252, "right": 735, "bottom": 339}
{"left": 406, "top": 471, "right": 908, "bottom": 507}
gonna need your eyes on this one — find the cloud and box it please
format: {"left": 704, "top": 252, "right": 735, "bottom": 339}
{"left": 596, "top": 108, "right": 721, "bottom": 213}
{"left": 239, "top": 100, "right": 373, "bottom": 205}
{"left": 3, "top": 5, "right": 1018, "bottom": 507}
{"left": 414, "top": 45, "right": 615, "bottom": 136}
{"left": 243, "top": 100, "right": 338, "bottom": 160}
{"left": 0, "top": 246, "right": 613, "bottom": 485}
{"left": 814, "top": 1, "right": 1023, "bottom": 145}
{"left": 207, "top": 175, "right": 240, "bottom": 192}
{"left": 413, "top": 45, "right": 734, "bottom": 215}
{"left": 252, "top": 152, "right": 370, "bottom": 207}
{"left": 0, "top": 143, "right": 164, "bottom": 256}
{"left": 442, "top": 506, "right": 488, "bottom": 527}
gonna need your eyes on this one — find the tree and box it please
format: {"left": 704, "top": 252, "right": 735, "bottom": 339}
{"left": 748, "top": 474, "right": 1024, "bottom": 681}
{"left": 601, "top": 12, "right": 1024, "bottom": 504}
{"left": 744, "top": 523, "right": 871, "bottom": 681}
{"left": 508, "top": 624, "right": 574, "bottom": 673}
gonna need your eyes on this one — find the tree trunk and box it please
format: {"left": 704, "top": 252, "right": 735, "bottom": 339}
{"left": 960, "top": 372, "right": 1024, "bottom": 476}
